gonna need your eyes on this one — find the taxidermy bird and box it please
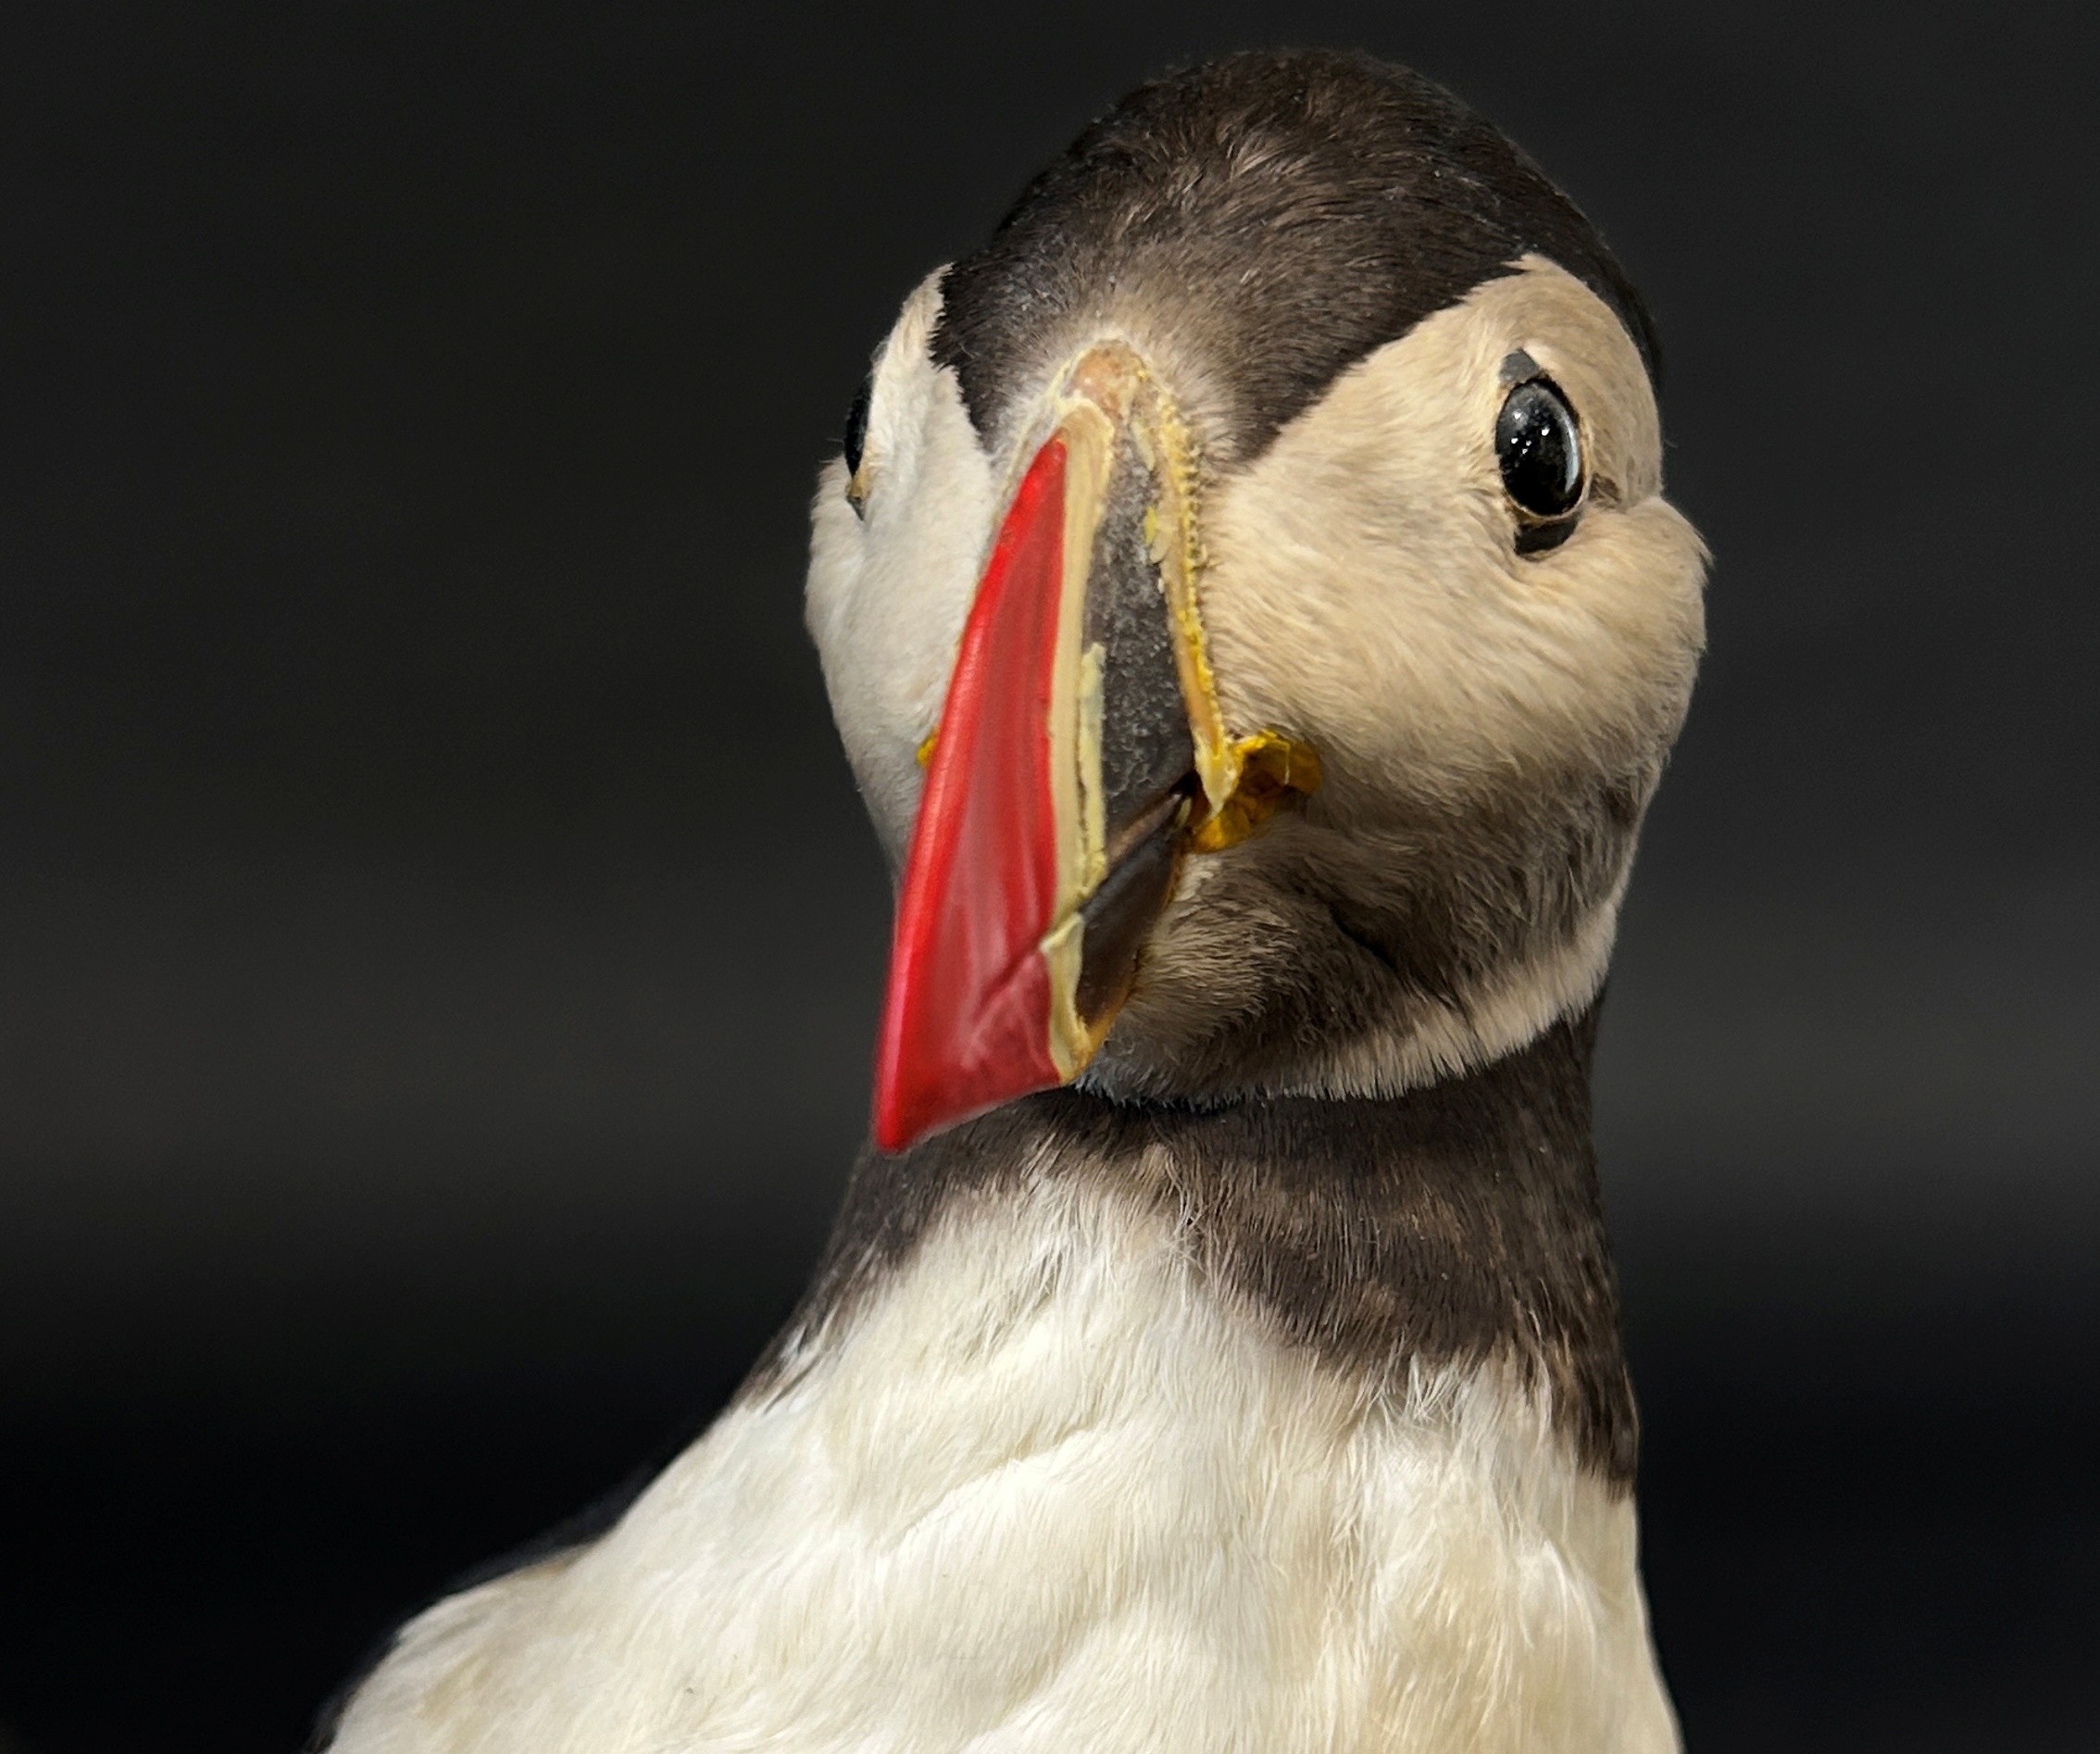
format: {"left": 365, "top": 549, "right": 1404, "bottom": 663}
{"left": 320, "top": 47, "right": 1706, "bottom": 1754}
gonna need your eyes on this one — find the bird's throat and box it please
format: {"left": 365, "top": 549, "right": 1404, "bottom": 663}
{"left": 754, "top": 1002, "right": 1636, "bottom": 1485}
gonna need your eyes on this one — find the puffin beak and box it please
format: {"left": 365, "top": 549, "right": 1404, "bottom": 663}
{"left": 871, "top": 345, "right": 1319, "bottom": 1152}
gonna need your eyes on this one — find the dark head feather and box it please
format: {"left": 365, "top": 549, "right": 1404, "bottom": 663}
{"left": 934, "top": 49, "right": 1658, "bottom": 458}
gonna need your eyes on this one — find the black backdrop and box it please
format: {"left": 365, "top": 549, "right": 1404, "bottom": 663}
{"left": 4, "top": 4, "right": 2095, "bottom": 1748}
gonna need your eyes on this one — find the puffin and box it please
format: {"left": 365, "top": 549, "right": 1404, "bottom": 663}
{"left": 319, "top": 48, "right": 1707, "bottom": 1754}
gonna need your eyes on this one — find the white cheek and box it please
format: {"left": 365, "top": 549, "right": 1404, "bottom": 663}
{"left": 1208, "top": 484, "right": 1704, "bottom": 817}
{"left": 1202, "top": 426, "right": 1516, "bottom": 808}
{"left": 1197, "top": 269, "right": 1706, "bottom": 817}
{"left": 1505, "top": 498, "right": 1708, "bottom": 765}
{"left": 805, "top": 278, "right": 996, "bottom": 863}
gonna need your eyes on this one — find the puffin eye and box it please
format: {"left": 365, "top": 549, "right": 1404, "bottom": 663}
{"left": 1494, "top": 377, "right": 1584, "bottom": 550}
{"left": 835, "top": 370, "right": 869, "bottom": 507}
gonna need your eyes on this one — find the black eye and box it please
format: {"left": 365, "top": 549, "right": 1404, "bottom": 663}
{"left": 842, "top": 374, "right": 872, "bottom": 480}
{"left": 1495, "top": 377, "right": 1584, "bottom": 542}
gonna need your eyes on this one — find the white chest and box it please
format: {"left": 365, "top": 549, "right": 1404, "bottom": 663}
{"left": 327, "top": 1184, "right": 1676, "bottom": 1754}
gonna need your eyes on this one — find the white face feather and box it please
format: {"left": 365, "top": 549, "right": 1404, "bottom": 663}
{"left": 806, "top": 258, "right": 1706, "bottom": 1094}
{"left": 1201, "top": 258, "right": 1703, "bottom": 825}
{"left": 805, "top": 270, "right": 993, "bottom": 868}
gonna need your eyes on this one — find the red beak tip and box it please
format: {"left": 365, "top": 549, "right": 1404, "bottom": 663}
{"left": 869, "top": 1063, "right": 1026, "bottom": 1157}
{"left": 871, "top": 1089, "right": 921, "bottom": 1157}
{"left": 869, "top": 432, "right": 1076, "bottom": 1163}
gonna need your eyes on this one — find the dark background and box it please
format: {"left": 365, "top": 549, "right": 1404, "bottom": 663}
{"left": 4, "top": 3, "right": 2094, "bottom": 1748}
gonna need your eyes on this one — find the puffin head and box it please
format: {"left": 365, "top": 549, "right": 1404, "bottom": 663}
{"left": 806, "top": 51, "right": 1707, "bottom": 1151}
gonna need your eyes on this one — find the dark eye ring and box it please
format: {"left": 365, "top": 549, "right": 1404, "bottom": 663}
{"left": 842, "top": 373, "right": 873, "bottom": 516}
{"left": 1494, "top": 376, "right": 1585, "bottom": 554}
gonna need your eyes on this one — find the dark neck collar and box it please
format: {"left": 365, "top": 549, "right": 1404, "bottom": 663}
{"left": 755, "top": 1002, "right": 1634, "bottom": 1484}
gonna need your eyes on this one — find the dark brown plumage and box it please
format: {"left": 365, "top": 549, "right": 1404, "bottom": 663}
{"left": 756, "top": 1003, "right": 1636, "bottom": 1485}
{"left": 934, "top": 50, "right": 1657, "bottom": 462}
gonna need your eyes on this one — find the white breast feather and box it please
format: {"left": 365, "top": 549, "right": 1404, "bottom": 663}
{"left": 328, "top": 1178, "right": 1678, "bottom": 1753}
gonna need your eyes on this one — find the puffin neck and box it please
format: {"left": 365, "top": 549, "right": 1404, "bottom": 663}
{"left": 754, "top": 1001, "right": 1636, "bottom": 1485}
